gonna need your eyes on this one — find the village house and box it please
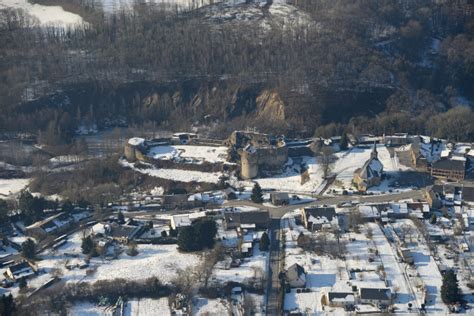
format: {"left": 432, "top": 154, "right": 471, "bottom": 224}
{"left": 430, "top": 158, "right": 466, "bottom": 181}
{"left": 270, "top": 192, "right": 290, "bottom": 206}
{"left": 25, "top": 212, "right": 75, "bottom": 239}
{"left": 300, "top": 207, "right": 337, "bottom": 231}
{"left": 162, "top": 194, "right": 204, "bottom": 210}
{"left": 4, "top": 261, "right": 38, "bottom": 281}
{"left": 324, "top": 291, "right": 356, "bottom": 308}
{"left": 410, "top": 138, "right": 429, "bottom": 170}
{"left": 285, "top": 263, "right": 306, "bottom": 288}
{"left": 382, "top": 133, "right": 409, "bottom": 147}
{"left": 425, "top": 187, "right": 443, "bottom": 209}
{"left": 358, "top": 288, "right": 392, "bottom": 306}
{"left": 170, "top": 214, "right": 193, "bottom": 231}
{"left": 223, "top": 210, "right": 269, "bottom": 230}
{"left": 397, "top": 246, "right": 414, "bottom": 264}
{"left": 92, "top": 222, "right": 145, "bottom": 244}
{"left": 238, "top": 232, "right": 255, "bottom": 257}
{"left": 353, "top": 144, "right": 383, "bottom": 192}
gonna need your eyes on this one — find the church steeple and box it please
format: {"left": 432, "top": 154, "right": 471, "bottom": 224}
{"left": 371, "top": 142, "right": 378, "bottom": 159}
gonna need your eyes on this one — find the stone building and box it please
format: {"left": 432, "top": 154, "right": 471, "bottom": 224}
{"left": 239, "top": 144, "right": 288, "bottom": 179}
{"left": 225, "top": 131, "right": 288, "bottom": 179}
{"left": 430, "top": 158, "right": 466, "bottom": 182}
{"left": 124, "top": 137, "right": 148, "bottom": 162}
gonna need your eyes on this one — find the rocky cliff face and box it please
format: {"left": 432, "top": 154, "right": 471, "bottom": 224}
{"left": 255, "top": 90, "right": 286, "bottom": 122}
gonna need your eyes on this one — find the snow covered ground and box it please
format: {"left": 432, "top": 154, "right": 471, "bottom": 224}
{"left": 120, "top": 159, "right": 224, "bottom": 183}
{"left": 192, "top": 297, "right": 229, "bottom": 315}
{"left": 281, "top": 210, "right": 424, "bottom": 314}
{"left": 0, "top": 178, "right": 29, "bottom": 197}
{"left": 69, "top": 301, "right": 114, "bottom": 316}
{"left": 391, "top": 219, "right": 448, "bottom": 314}
{"left": 212, "top": 240, "right": 268, "bottom": 285}
{"left": 147, "top": 145, "right": 228, "bottom": 164}
{"left": 69, "top": 297, "right": 171, "bottom": 315}
{"left": 330, "top": 145, "right": 412, "bottom": 193}
{"left": 98, "top": 0, "right": 218, "bottom": 13}
{"left": 0, "top": 230, "right": 203, "bottom": 299}
{"left": 369, "top": 222, "right": 416, "bottom": 312}
{"left": 125, "top": 297, "right": 171, "bottom": 316}
{"left": 0, "top": 0, "right": 84, "bottom": 27}
{"left": 251, "top": 157, "right": 325, "bottom": 194}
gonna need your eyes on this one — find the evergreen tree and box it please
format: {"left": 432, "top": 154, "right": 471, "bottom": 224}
{"left": 177, "top": 226, "right": 198, "bottom": 252}
{"left": 81, "top": 236, "right": 95, "bottom": 255}
{"left": 251, "top": 182, "right": 263, "bottom": 203}
{"left": 18, "top": 190, "right": 46, "bottom": 224}
{"left": 0, "top": 199, "right": 9, "bottom": 223}
{"left": 62, "top": 200, "right": 74, "bottom": 213}
{"left": 340, "top": 132, "right": 349, "bottom": 150}
{"left": 117, "top": 211, "right": 125, "bottom": 224}
{"left": 177, "top": 219, "right": 217, "bottom": 252}
{"left": 430, "top": 213, "right": 437, "bottom": 224}
{"left": 195, "top": 218, "right": 217, "bottom": 249}
{"left": 1, "top": 294, "right": 15, "bottom": 316}
{"left": 441, "top": 270, "right": 461, "bottom": 304}
{"left": 18, "top": 277, "right": 27, "bottom": 290}
{"left": 259, "top": 232, "right": 270, "bottom": 251}
{"left": 169, "top": 227, "right": 178, "bottom": 237}
{"left": 21, "top": 238, "right": 36, "bottom": 260}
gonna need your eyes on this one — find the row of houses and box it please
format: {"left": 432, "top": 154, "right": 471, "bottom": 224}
{"left": 25, "top": 211, "right": 91, "bottom": 239}
{"left": 410, "top": 137, "right": 472, "bottom": 182}
{"left": 425, "top": 183, "right": 474, "bottom": 209}
{"left": 285, "top": 263, "right": 392, "bottom": 310}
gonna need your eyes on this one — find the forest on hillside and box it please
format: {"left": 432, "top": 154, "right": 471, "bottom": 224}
{"left": 0, "top": 0, "right": 473, "bottom": 145}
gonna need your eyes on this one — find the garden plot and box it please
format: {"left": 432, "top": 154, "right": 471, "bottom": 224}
{"left": 68, "top": 301, "right": 114, "bottom": 315}
{"left": 124, "top": 297, "right": 171, "bottom": 316}
{"left": 192, "top": 297, "right": 229, "bottom": 315}
{"left": 368, "top": 222, "right": 416, "bottom": 313}
{"left": 212, "top": 245, "right": 267, "bottom": 286}
{"left": 282, "top": 211, "right": 348, "bottom": 315}
{"left": 391, "top": 219, "right": 448, "bottom": 314}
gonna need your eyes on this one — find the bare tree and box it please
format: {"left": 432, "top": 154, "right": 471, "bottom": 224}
{"left": 317, "top": 146, "right": 334, "bottom": 179}
{"left": 173, "top": 267, "right": 197, "bottom": 298}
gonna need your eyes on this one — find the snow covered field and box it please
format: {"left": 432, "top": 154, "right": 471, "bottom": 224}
{"left": 0, "top": 0, "right": 84, "bottom": 27}
{"left": 0, "top": 178, "right": 29, "bottom": 197}
{"left": 7, "top": 230, "right": 203, "bottom": 297}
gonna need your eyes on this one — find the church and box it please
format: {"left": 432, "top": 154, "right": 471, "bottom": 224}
{"left": 353, "top": 144, "right": 384, "bottom": 192}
